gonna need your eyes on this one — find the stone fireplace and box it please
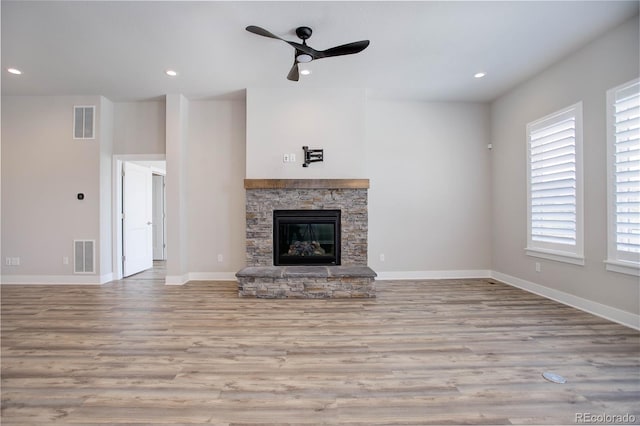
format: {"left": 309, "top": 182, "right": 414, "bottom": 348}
{"left": 236, "top": 179, "right": 376, "bottom": 298}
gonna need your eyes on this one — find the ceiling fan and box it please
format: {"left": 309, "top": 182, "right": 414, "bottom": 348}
{"left": 245, "top": 25, "right": 370, "bottom": 81}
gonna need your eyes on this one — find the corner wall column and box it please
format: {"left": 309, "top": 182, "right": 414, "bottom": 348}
{"left": 165, "top": 94, "right": 189, "bottom": 284}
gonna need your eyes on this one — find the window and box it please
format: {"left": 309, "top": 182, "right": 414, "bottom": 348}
{"left": 526, "top": 103, "right": 584, "bottom": 265}
{"left": 606, "top": 79, "right": 640, "bottom": 276}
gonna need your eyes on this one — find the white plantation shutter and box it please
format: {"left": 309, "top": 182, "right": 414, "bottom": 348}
{"left": 607, "top": 79, "right": 640, "bottom": 274}
{"left": 526, "top": 103, "right": 583, "bottom": 263}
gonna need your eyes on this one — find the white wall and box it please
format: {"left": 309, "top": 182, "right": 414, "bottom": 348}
{"left": 113, "top": 101, "right": 166, "bottom": 155}
{"left": 491, "top": 16, "right": 639, "bottom": 317}
{"left": 187, "top": 100, "right": 246, "bottom": 277}
{"left": 367, "top": 99, "right": 492, "bottom": 276}
{"left": 1, "top": 96, "right": 110, "bottom": 283}
{"left": 246, "top": 88, "right": 366, "bottom": 178}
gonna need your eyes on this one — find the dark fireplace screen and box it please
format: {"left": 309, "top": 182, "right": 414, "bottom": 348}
{"left": 273, "top": 210, "right": 341, "bottom": 265}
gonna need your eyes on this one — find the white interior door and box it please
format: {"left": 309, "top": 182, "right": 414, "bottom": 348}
{"left": 152, "top": 174, "right": 166, "bottom": 260}
{"left": 123, "top": 162, "right": 153, "bottom": 277}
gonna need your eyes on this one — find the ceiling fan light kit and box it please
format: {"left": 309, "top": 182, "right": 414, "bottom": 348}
{"left": 296, "top": 54, "right": 313, "bottom": 63}
{"left": 246, "top": 25, "right": 369, "bottom": 81}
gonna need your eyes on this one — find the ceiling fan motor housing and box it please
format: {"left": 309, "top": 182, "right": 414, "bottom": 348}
{"left": 296, "top": 26, "right": 312, "bottom": 40}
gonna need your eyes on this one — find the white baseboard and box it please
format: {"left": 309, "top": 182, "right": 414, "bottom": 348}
{"left": 0, "top": 273, "right": 112, "bottom": 285}
{"left": 187, "top": 272, "right": 237, "bottom": 281}
{"left": 491, "top": 271, "right": 640, "bottom": 331}
{"left": 165, "top": 274, "right": 190, "bottom": 286}
{"left": 100, "top": 272, "right": 114, "bottom": 284}
{"left": 171, "top": 269, "right": 492, "bottom": 284}
{"left": 376, "top": 269, "right": 492, "bottom": 280}
{"left": 165, "top": 272, "right": 236, "bottom": 285}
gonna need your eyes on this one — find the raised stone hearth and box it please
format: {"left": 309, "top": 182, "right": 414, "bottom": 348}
{"left": 237, "top": 266, "right": 376, "bottom": 298}
{"left": 239, "top": 179, "right": 376, "bottom": 298}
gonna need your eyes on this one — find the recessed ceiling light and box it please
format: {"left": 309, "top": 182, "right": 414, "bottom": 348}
{"left": 165, "top": 70, "right": 178, "bottom": 77}
{"left": 474, "top": 72, "right": 486, "bottom": 79}
{"left": 7, "top": 68, "right": 22, "bottom": 75}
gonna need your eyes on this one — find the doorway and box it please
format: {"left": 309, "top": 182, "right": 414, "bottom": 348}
{"left": 152, "top": 174, "right": 166, "bottom": 261}
{"left": 121, "top": 260, "right": 167, "bottom": 282}
{"left": 113, "top": 155, "right": 166, "bottom": 280}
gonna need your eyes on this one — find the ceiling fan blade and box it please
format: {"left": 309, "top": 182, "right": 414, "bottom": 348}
{"left": 245, "top": 25, "right": 283, "bottom": 40}
{"left": 246, "top": 25, "right": 317, "bottom": 57}
{"left": 317, "top": 40, "right": 370, "bottom": 59}
{"left": 287, "top": 61, "right": 299, "bottom": 81}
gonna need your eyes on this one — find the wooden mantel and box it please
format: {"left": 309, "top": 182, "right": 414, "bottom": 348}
{"left": 244, "top": 179, "right": 369, "bottom": 190}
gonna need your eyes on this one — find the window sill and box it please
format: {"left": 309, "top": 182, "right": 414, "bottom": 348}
{"left": 525, "top": 248, "right": 585, "bottom": 266}
{"left": 605, "top": 260, "right": 640, "bottom": 277}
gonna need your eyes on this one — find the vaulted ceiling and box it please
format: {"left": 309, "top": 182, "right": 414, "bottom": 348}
{"left": 2, "top": 1, "right": 638, "bottom": 102}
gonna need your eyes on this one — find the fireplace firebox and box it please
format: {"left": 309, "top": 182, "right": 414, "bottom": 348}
{"left": 273, "top": 210, "right": 341, "bottom": 265}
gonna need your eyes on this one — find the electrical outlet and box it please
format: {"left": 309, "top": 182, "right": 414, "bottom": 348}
{"left": 379, "top": 254, "right": 385, "bottom": 262}
{"left": 6, "top": 257, "right": 20, "bottom": 266}
{"left": 63, "top": 256, "right": 69, "bottom": 265}
{"left": 217, "top": 254, "right": 224, "bottom": 262}
{"left": 283, "top": 154, "right": 290, "bottom": 163}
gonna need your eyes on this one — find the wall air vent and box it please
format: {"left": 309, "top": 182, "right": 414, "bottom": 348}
{"left": 74, "top": 240, "right": 95, "bottom": 274}
{"left": 73, "top": 106, "right": 95, "bottom": 139}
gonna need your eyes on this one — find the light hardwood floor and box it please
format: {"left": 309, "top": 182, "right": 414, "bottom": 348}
{"left": 2, "top": 276, "right": 639, "bottom": 425}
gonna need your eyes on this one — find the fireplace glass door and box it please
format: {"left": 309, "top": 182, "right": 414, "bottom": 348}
{"left": 273, "top": 210, "right": 341, "bottom": 265}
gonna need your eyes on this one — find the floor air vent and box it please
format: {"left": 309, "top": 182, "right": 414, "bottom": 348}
{"left": 74, "top": 240, "right": 95, "bottom": 274}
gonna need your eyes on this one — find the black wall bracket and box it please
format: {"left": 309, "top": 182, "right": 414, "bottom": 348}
{"left": 302, "top": 146, "right": 323, "bottom": 167}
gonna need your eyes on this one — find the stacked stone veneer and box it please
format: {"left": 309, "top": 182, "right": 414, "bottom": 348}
{"left": 238, "top": 184, "right": 375, "bottom": 298}
{"left": 237, "top": 266, "right": 376, "bottom": 298}
{"left": 245, "top": 188, "right": 368, "bottom": 266}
